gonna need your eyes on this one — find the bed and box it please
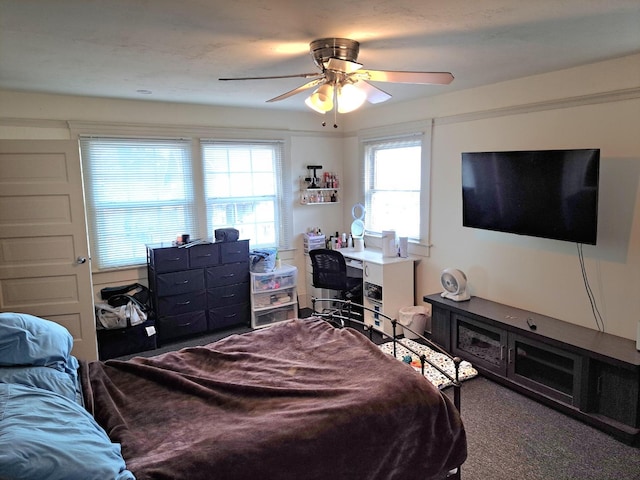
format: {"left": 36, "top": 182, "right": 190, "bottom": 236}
{"left": 0, "top": 302, "right": 467, "bottom": 480}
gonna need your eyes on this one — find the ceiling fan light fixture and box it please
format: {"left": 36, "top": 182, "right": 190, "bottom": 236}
{"left": 220, "top": 38, "right": 454, "bottom": 119}
{"left": 305, "top": 84, "right": 334, "bottom": 113}
{"left": 337, "top": 83, "right": 366, "bottom": 113}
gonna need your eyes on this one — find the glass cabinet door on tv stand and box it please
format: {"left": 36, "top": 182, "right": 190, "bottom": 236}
{"left": 451, "top": 314, "right": 582, "bottom": 406}
{"left": 452, "top": 315, "right": 508, "bottom": 375}
{"left": 508, "top": 334, "right": 582, "bottom": 406}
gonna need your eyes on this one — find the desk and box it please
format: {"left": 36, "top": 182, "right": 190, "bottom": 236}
{"left": 306, "top": 248, "right": 417, "bottom": 336}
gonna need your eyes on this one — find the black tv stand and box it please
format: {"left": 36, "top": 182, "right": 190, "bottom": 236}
{"left": 423, "top": 294, "right": 640, "bottom": 444}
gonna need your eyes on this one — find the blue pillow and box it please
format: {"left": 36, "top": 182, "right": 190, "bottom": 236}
{"left": 0, "top": 364, "right": 82, "bottom": 404}
{"left": 0, "top": 383, "right": 135, "bottom": 480}
{"left": 0, "top": 312, "right": 73, "bottom": 372}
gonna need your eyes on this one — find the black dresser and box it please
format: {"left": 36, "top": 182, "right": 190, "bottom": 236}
{"left": 147, "top": 240, "right": 250, "bottom": 344}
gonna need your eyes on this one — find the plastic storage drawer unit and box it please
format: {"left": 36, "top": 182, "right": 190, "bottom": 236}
{"left": 251, "top": 265, "right": 297, "bottom": 292}
{"left": 250, "top": 265, "right": 298, "bottom": 329}
{"left": 252, "top": 287, "right": 296, "bottom": 308}
{"left": 253, "top": 304, "right": 297, "bottom": 328}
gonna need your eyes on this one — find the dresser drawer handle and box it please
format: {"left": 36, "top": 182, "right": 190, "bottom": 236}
{"left": 224, "top": 313, "right": 238, "bottom": 319}
{"left": 198, "top": 254, "right": 212, "bottom": 258}
{"left": 176, "top": 300, "right": 191, "bottom": 306}
{"left": 178, "top": 321, "right": 193, "bottom": 327}
{"left": 168, "top": 257, "right": 182, "bottom": 262}
{"left": 222, "top": 294, "right": 236, "bottom": 299}
{"left": 222, "top": 274, "right": 235, "bottom": 278}
{"left": 176, "top": 280, "right": 190, "bottom": 285}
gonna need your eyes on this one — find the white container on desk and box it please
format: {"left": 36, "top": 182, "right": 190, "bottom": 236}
{"left": 382, "top": 230, "right": 396, "bottom": 257}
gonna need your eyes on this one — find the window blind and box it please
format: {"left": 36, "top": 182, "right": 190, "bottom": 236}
{"left": 363, "top": 134, "right": 423, "bottom": 239}
{"left": 201, "top": 140, "right": 290, "bottom": 249}
{"left": 80, "top": 137, "right": 196, "bottom": 269}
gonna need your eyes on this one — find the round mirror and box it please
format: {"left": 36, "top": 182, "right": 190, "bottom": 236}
{"left": 351, "top": 219, "right": 365, "bottom": 238}
{"left": 351, "top": 203, "right": 365, "bottom": 220}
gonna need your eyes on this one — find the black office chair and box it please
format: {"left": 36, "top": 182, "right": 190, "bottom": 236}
{"left": 309, "top": 249, "right": 362, "bottom": 305}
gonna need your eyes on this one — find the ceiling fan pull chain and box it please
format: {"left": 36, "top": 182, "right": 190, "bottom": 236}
{"left": 333, "top": 87, "right": 338, "bottom": 128}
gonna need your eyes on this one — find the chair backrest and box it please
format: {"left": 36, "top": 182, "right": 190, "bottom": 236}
{"left": 309, "top": 249, "right": 348, "bottom": 291}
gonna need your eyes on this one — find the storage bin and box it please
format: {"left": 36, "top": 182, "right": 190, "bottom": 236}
{"left": 253, "top": 304, "right": 297, "bottom": 328}
{"left": 206, "top": 283, "right": 250, "bottom": 308}
{"left": 156, "top": 311, "right": 207, "bottom": 343}
{"left": 251, "top": 264, "right": 297, "bottom": 292}
{"left": 188, "top": 243, "right": 220, "bottom": 268}
{"left": 253, "top": 287, "right": 296, "bottom": 308}
{"left": 303, "top": 233, "right": 326, "bottom": 253}
{"left": 97, "top": 319, "right": 157, "bottom": 360}
{"left": 155, "top": 269, "right": 205, "bottom": 296}
{"left": 220, "top": 240, "right": 250, "bottom": 264}
{"left": 208, "top": 303, "right": 250, "bottom": 330}
{"left": 148, "top": 245, "right": 189, "bottom": 273}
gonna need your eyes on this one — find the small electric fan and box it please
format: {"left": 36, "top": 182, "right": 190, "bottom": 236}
{"left": 440, "top": 268, "right": 471, "bottom": 301}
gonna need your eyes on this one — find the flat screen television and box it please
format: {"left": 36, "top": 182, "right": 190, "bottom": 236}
{"left": 461, "top": 149, "right": 600, "bottom": 245}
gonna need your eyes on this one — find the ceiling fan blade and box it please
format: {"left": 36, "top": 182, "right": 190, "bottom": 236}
{"left": 326, "top": 58, "right": 363, "bottom": 73}
{"left": 359, "top": 70, "right": 454, "bottom": 85}
{"left": 219, "top": 72, "right": 321, "bottom": 81}
{"left": 357, "top": 81, "right": 392, "bottom": 104}
{"left": 266, "top": 78, "right": 326, "bottom": 102}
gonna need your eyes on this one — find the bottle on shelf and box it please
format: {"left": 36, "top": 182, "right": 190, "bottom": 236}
{"left": 300, "top": 171, "right": 341, "bottom": 204}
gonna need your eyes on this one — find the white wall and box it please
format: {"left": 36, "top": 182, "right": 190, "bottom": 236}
{"left": 291, "top": 133, "right": 346, "bottom": 306}
{"left": 342, "top": 53, "right": 640, "bottom": 341}
{"left": 0, "top": 91, "right": 345, "bottom": 306}
{"left": 1, "top": 53, "right": 639, "bottom": 340}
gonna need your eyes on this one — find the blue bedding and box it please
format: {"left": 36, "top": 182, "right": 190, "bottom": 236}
{"left": 0, "top": 383, "right": 135, "bottom": 480}
{"left": 0, "top": 312, "right": 76, "bottom": 374}
{"left": 0, "top": 312, "right": 135, "bottom": 480}
{"left": 0, "top": 364, "right": 83, "bottom": 404}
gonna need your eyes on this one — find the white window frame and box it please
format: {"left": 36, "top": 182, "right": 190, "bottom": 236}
{"left": 80, "top": 136, "right": 198, "bottom": 270}
{"left": 201, "top": 139, "right": 290, "bottom": 250}
{"left": 360, "top": 124, "right": 432, "bottom": 247}
{"left": 80, "top": 134, "right": 292, "bottom": 271}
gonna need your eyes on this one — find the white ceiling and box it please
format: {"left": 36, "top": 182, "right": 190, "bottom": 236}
{"left": 1, "top": 0, "right": 639, "bottom": 112}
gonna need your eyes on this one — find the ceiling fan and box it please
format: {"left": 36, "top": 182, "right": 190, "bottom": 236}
{"left": 219, "top": 38, "right": 454, "bottom": 115}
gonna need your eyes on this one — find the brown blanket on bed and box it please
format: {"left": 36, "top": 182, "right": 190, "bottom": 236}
{"left": 82, "top": 318, "right": 466, "bottom": 480}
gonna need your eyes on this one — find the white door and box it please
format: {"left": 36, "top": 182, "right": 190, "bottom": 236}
{"left": 0, "top": 140, "right": 98, "bottom": 360}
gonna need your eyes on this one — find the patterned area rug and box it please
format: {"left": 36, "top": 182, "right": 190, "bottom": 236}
{"left": 379, "top": 338, "right": 478, "bottom": 389}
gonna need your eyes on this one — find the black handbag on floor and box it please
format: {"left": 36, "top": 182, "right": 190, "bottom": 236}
{"left": 100, "top": 283, "right": 151, "bottom": 312}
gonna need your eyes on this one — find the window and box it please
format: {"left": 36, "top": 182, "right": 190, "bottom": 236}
{"left": 363, "top": 134, "right": 425, "bottom": 240}
{"left": 80, "top": 137, "right": 196, "bottom": 269}
{"left": 81, "top": 136, "right": 290, "bottom": 270}
{"left": 201, "top": 140, "right": 287, "bottom": 249}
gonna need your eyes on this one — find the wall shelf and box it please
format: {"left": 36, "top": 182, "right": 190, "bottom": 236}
{"left": 300, "top": 188, "right": 340, "bottom": 204}
{"left": 300, "top": 175, "right": 340, "bottom": 205}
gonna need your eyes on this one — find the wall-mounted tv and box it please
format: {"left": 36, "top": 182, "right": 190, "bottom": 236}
{"left": 461, "top": 149, "right": 600, "bottom": 245}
